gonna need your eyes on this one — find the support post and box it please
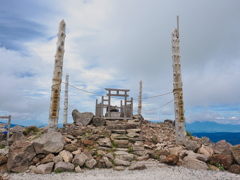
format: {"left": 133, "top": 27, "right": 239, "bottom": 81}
{"left": 7, "top": 115, "right": 11, "bottom": 146}
{"left": 138, "top": 80, "right": 142, "bottom": 115}
{"left": 172, "top": 16, "right": 186, "bottom": 145}
{"left": 63, "top": 73, "right": 69, "bottom": 125}
{"left": 48, "top": 20, "right": 66, "bottom": 132}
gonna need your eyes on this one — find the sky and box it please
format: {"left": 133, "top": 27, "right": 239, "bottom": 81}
{"left": 0, "top": 0, "right": 240, "bottom": 128}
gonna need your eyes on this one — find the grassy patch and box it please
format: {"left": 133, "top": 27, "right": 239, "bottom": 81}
{"left": 23, "top": 126, "right": 40, "bottom": 135}
{"left": 54, "top": 169, "right": 66, "bottom": 173}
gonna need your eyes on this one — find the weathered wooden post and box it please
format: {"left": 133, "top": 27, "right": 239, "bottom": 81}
{"left": 63, "top": 73, "right": 69, "bottom": 125}
{"left": 48, "top": 20, "right": 66, "bottom": 132}
{"left": 0, "top": 115, "right": 11, "bottom": 146}
{"left": 138, "top": 80, "right": 142, "bottom": 115}
{"left": 172, "top": 16, "right": 186, "bottom": 145}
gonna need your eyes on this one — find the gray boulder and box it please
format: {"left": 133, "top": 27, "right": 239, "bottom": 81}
{"left": 36, "top": 162, "right": 54, "bottom": 174}
{"left": 128, "top": 162, "right": 147, "bottom": 170}
{"left": 182, "top": 156, "right": 209, "bottom": 170}
{"left": 103, "top": 157, "right": 113, "bottom": 168}
{"left": 33, "top": 132, "right": 65, "bottom": 154}
{"left": 9, "top": 132, "right": 25, "bottom": 145}
{"left": 185, "top": 140, "right": 200, "bottom": 152}
{"left": 7, "top": 141, "right": 36, "bottom": 172}
{"left": 72, "top": 109, "right": 94, "bottom": 126}
{"left": 72, "top": 153, "right": 88, "bottom": 167}
{"left": 114, "top": 158, "right": 131, "bottom": 166}
{"left": 231, "top": 144, "right": 240, "bottom": 165}
{"left": 213, "top": 140, "right": 232, "bottom": 154}
{"left": 54, "top": 162, "right": 74, "bottom": 172}
{"left": 85, "top": 159, "right": 97, "bottom": 169}
{"left": 92, "top": 117, "right": 106, "bottom": 127}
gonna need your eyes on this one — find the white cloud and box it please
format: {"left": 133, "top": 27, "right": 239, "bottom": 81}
{"left": 0, "top": 0, "right": 240, "bottom": 126}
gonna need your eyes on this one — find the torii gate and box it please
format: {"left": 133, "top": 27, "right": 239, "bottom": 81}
{"left": 96, "top": 88, "right": 133, "bottom": 120}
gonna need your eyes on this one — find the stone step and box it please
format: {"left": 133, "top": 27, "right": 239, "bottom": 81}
{"left": 107, "top": 123, "right": 138, "bottom": 130}
{"left": 111, "top": 129, "right": 126, "bottom": 134}
{"left": 111, "top": 134, "right": 129, "bottom": 140}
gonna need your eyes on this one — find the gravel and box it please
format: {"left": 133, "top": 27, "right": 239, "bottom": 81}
{"left": 10, "top": 165, "right": 240, "bottom": 180}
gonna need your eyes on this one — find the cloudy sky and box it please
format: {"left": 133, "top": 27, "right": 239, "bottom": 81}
{"left": 0, "top": 0, "right": 240, "bottom": 127}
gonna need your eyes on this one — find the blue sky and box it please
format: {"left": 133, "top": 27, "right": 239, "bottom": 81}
{"left": 0, "top": 0, "right": 240, "bottom": 127}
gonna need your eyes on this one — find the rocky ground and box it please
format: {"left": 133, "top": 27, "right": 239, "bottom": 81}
{"left": 0, "top": 112, "right": 240, "bottom": 179}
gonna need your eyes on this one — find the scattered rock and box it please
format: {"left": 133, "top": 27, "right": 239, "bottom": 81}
{"left": 85, "top": 159, "right": 97, "bottom": 169}
{"left": 165, "top": 154, "right": 179, "bottom": 165}
{"left": 53, "top": 155, "right": 63, "bottom": 164}
{"left": 231, "top": 144, "right": 240, "bottom": 165}
{"left": 98, "top": 138, "right": 112, "bottom": 147}
{"left": 114, "top": 158, "right": 131, "bottom": 166}
{"left": 213, "top": 140, "right": 232, "bottom": 154}
{"left": 228, "top": 164, "right": 240, "bottom": 174}
{"left": 40, "top": 154, "right": 55, "bottom": 164}
{"left": 103, "top": 157, "right": 113, "bottom": 168}
{"left": 113, "top": 166, "right": 126, "bottom": 171}
{"left": 7, "top": 141, "right": 36, "bottom": 172}
{"left": 210, "top": 154, "right": 233, "bottom": 170}
{"left": 0, "top": 155, "right": 7, "bottom": 165}
{"left": 128, "top": 162, "right": 147, "bottom": 170}
{"left": 182, "top": 156, "right": 209, "bottom": 170}
{"left": 59, "top": 150, "right": 73, "bottom": 163}
{"left": 72, "top": 110, "right": 94, "bottom": 126}
{"left": 33, "top": 132, "right": 65, "bottom": 154}
{"left": 185, "top": 140, "right": 200, "bottom": 152}
{"left": 72, "top": 153, "right": 88, "bottom": 167}
{"left": 36, "top": 162, "right": 54, "bottom": 174}
{"left": 64, "top": 144, "right": 78, "bottom": 152}
{"left": 54, "top": 162, "right": 74, "bottom": 172}
{"left": 198, "top": 145, "right": 213, "bottom": 157}
{"left": 75, "top": 165, "right": 83, "bottom": 173}
{"left": 92, "top": 117, "right": 106, "bottom": 127}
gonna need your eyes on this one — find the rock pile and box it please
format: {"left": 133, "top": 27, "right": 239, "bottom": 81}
{"left": 0, "top": 112, "right": 240, "bottom": 179}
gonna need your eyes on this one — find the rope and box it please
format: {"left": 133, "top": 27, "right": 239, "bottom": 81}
{"left": 133, "top": 91, "right": 173, "bottom": 100}
{"left": 63, "top": 82, "right": 173, "bottom": 100}
{"left": 142, "top": 99, "right": 174, "bottom": 112}
{"left": 62, "top": 82, "right": 103, "bottom": 96}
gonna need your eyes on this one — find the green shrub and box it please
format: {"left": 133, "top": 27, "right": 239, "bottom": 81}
{"left": 186, "top": 131, "right": 192, "bottom": 137}
{"left": 23, "top": 126, "right": 40, "bottom": 135}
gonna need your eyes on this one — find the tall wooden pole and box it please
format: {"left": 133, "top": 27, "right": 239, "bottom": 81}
{"left": 172, "top": 16, "right": 186, "bottom": 145}
{"left": 48, "top": 20, "right": 66, "bottom": 132}
{"left": 138, "top": 80, "right": 142, "bottom": 115}
{"left": 63, "top": 73, "right": 69, "bottom": 125}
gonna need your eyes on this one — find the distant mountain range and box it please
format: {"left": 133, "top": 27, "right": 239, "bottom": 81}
{"left": 192, "top": 132, "right": 240, "bottom": 146}
{"left": 186, "top": 121, "right": 240, "bottom": 133}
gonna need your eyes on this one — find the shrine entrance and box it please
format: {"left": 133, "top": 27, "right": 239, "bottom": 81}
{"left": 95, "top": 88, "right": 133, "bottom": 120}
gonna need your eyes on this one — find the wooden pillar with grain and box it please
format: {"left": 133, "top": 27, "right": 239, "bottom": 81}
{"left": 63, "top": 73, "right": 69, "bottom": 125}
{"left": 172, "top": 16, "right": 186, "bottom": 145}
{"left": 48, "top": 20, "right": 66, "bottom": 132}
{"left": 138, "top": 80, "right": 142, "bottom": 115}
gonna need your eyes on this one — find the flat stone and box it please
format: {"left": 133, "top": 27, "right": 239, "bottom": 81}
{"left": 72, "top": 153, "right": 88, "bottom": 167}
{"left": 127, "top": 129, "right": 141, "bottom": 133}
{"left": 113, "top": 166, "right": 126, "bottom": 171}
{"left": 36, "top": 162, "right": 54, "bottom": 174}
{"left": 59, "top": 150, "right": 73, "bottom": 163}
{"left": 54, "top": 162, "right": 74, "bottom": 172}
{"left": 128, "top": 162, "right": 147, "bottom": 170}
{"left": 40, "top": 154, "right": 55, "bottom": 164}
{"left": 231, "top": 144, "right": 240, "bottom": 165}
{"left": 213, "top": 140, "right": 232, "bottom": 154}
{"left": 114, "top": 158, "right": 131, "bottom": 166}
{"left": 111, "top": 130, "right": 126, "bottom": 134}
{"left": 85, "top": 159, "right": 97, "bottom": 169}
{"left": 75, "top": 166, "right": 83, "bottom": 173}
{"left": 103, "top": 157, "right": 113, "bottom": 168}
{"left": 98, "top": 138, "right": 112, "bottom": 147}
